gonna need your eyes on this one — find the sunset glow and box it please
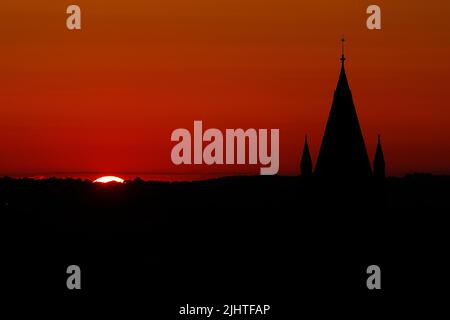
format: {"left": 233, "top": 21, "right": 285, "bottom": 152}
{"left": 93, "top": 176, "right": 125, "bottom": 184}
{"left": 1, "top": 1, "right": 450, "bottom": 177}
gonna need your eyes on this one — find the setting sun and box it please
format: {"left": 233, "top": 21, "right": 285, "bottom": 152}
{"left": 93, "top": 176, "right": 125, "bottom": 184}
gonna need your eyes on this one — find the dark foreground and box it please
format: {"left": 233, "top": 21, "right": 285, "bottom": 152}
{"left": 1, "top": 175, "right": 449, "bottom": 316}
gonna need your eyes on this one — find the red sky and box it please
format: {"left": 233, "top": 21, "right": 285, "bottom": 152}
{"left": 1, "top": 0, "right": 450, "bottom": 178}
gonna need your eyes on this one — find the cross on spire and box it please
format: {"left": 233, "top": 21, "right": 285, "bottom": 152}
{"left": 340, "top": 37, "right": 346, "bottom": 63}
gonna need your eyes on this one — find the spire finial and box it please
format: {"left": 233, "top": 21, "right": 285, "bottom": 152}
{"left": 340, "top": 36, "right": 346, "bottom": 63}
{"left": 378, "top": 134, "right": 381, "bottom": 143}
{"left": 305, "top": 135, "right": 308, "bottom": 144}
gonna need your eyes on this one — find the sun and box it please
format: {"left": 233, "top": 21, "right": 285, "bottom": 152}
{"left": 93, "top": 176, "right": 125, "bottom": 184}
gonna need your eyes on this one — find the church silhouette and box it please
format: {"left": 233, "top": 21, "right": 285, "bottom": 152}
{"left": 301, "top": 39, "right": 385, "bottom": 178}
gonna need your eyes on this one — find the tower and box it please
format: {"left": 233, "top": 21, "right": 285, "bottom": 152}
{"left": 373, "top": 135, "right": 386, "bottom": 178}
{"left": 314, "top": 39, "right": 372, "bottom": 178}
{"left": 300, "top": 135, "right": 313, "bottom": 177}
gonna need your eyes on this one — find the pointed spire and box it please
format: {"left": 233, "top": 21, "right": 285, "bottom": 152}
{"left": 301, "top": 135, "right": 313, "bottom": 177}
{"left": 373, "top": 135, "right": 386, "bottom": 178}
{"left": 315, "top": 39, "right": 372, "bottom": 178}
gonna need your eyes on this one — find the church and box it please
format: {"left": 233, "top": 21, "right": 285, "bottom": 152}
{"left": 301, "top": 40, "right": 385, "bottom": 178}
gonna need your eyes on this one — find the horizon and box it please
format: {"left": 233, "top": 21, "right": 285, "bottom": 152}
{"left": 0, "top": 171, "right": 447, "bottom": 183}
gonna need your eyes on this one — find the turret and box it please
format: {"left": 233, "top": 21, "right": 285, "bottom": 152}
{"left": 373, "top": 135, "right": 386, "bottom": 178}
{"left": 300, "top": 135, "right": 313, "bottom": 177}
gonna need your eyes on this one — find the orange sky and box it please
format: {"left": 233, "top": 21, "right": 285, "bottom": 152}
{"left": 1, "top": 0, "right": 450, "bottom": 177}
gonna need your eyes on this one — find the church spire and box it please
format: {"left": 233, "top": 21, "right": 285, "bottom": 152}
{"left": 315, "top": 39, "right": 372, "bottom": 178}
{"left": 300, "top": 135, "right": 313, "bottom": 177}
{"left": 373, "top": 135, "right": 386, "bottom": 178}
